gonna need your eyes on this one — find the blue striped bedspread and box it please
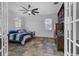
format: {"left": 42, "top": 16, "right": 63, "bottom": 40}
{"left": 9, "top": 32, "right": 34, "bottom": 45}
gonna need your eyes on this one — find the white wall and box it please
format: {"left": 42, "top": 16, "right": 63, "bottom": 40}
{"left": 8, "top": 3, "right": 58, "bottom": 38}
{"left": 25, "top": 14, "right": 57, "bottom": 38}
{"left": 8, "top": 10, "right": 25, "bottom": 30}
{"left": 8, "top": 10, "right": 57, "bottom": 38}
{"left": 8, "top": 2, "right": 61, "bottom": 38}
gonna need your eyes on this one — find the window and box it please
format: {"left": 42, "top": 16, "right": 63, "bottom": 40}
{"left": 44, "top": 18, "right": 52, "bottom": 31}
{"left": 15, "top": 18, "right": 21, "bottom": 30}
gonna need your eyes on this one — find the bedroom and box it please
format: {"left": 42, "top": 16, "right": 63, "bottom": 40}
{"left": 1, "top": 2, "right": 79, "bottom": 56}
{"left": 8, "top": 2, "right": 64, "bottom": 56}
{"left": 0, "top": 2, "right": 64, "bottom": 56}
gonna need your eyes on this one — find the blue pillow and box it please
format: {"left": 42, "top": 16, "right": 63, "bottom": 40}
{"left": 9, "top": 30, "right": 17, "bottom": 34}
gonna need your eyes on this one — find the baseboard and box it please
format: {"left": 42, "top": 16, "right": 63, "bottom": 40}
{"left": 35, "top": 36, "right": 54, "bottom": 39}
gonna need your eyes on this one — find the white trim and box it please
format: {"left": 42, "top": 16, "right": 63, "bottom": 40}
{"left": 1, "top": 2, "right": 3, "bottom": 56}
{"left": 7, "top": 2, "right": 8, "bottom": 56}
{"left": 3, "top": 2, "right": 8, "bottom": 56}
{"left": 69, "top": 3, "right": 71, "bottom": 56}
{"left": 64, "top": 2, "right": 79, "bottom": 56}
{"left": 73, "top": 2, "right": 76, "bottom": 56}
{"left": 64, "top": 2, "right": 67, "bottom": 56}
{"left": 0, "top": 2, "right": 8, "bottom": 56}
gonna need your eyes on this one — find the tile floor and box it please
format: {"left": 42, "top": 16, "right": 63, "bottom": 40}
{"left": 8, "top": 37, "right": 64, "bottom": 56}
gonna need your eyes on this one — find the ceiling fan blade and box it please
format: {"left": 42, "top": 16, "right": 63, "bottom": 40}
{"left": 23, "top": 11, "right": 28, "bottom": 14}
{"left": 32, "top": 12, "right": 36, "bottom": 15}
{"left": 31, "top": 11, "right": 36, "bottom": 15}
{"left": 34, "top": 11, "right": 39, "bottom": 13}
{"left": 18, "top": 10, "right": 25, "bottom": 11}
{"left": 33, "top": 10, "right": 39, "bottom": 13}
{"left": 20, "top": 6, "right": 29, "bottom": 11}
{"left": 33, "top": 8, "right": 38, "bottom": 10}
{"left": 28, "top": 4, "right": 31, "bottom": 9}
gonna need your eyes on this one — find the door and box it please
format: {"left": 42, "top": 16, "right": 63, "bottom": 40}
{"left": 75, "top": 2, "right": 79, "bottom": 56}
{"left": 64, "top": 2, "right": 79, "bottom": 56}
{"left": 0, "top": 2, "right": 8, "bottom": 56}
{"left": 64, "top": 2, "right": 74, "bottom": 56}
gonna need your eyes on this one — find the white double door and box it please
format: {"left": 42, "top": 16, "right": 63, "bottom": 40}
{"left": 64, "top": 2, "right": 79, "bottom": 56}
{"left": 0, "top": 2, "right": 8, "bottom": 56}
{"left": 0, "top": 2, "right": 79, "bottom": 56}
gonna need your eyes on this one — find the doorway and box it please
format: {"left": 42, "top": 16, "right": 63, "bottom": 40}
{"left": 1, "top": 2, "right": 79, "bottom": 56}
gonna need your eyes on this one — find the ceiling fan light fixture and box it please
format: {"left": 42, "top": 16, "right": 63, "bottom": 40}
{"left": 19, "top": 4, "right": 39, "bottom": 15}
{"left": 28, "top": 11, "right": 31, "bottom": 15}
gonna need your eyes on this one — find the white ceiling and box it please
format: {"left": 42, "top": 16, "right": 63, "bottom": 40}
{"left": 8, "top": 2, "right": 63, "bottom": 16}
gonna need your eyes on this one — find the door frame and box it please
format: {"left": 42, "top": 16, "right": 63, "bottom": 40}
{"left": 64, "top": 2, "right": 79, "bottom": 56}
{"left": 0, "top": 2, "right": 8, "bottom": 56}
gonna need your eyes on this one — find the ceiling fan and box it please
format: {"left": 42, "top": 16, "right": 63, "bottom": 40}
{"left": 19, "top": 4, "right": 39, "bottom": 15}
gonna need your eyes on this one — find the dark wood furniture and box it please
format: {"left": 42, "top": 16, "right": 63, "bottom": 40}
{"left": 55, "top": 3, "right": 64, "bottom": 52}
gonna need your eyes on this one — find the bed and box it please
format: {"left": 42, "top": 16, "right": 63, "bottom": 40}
{"left": 8, "top": 30, "right": 35, "bottom": 45}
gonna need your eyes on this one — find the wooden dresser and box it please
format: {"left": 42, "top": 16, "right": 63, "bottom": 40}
{"left": 55, "top": 3, "right": 64, "bottom": 52}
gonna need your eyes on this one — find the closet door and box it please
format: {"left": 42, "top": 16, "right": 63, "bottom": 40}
{"left": 0, "top": 2, "right": 8, "bottom": 56}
